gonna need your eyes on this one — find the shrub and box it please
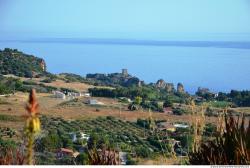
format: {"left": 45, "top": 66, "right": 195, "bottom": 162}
{"left": 189, "top": 114, "right": 250, "bottom": 165}
{"left": 135, "top": 146, "right": 151, "bottom": 158}
{"left": 173, "top": 108, "right": 186, "bottom": 115}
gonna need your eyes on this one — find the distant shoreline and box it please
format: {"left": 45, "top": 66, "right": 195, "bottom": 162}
{"left": 1, "top": 38, "right": 250, "bottom": 50}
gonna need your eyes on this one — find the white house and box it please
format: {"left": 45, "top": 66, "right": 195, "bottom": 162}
{"left": 87, "top": 99, "right": 104, "bottom": 105}
{"left": 53, "top": 91, "right": 66, "bottom": 99}
{"left": 174, "top": 123, "right": 189, "bottom": 129}
{"left": 83, "top": 93, "right": 90, "bottom": 97}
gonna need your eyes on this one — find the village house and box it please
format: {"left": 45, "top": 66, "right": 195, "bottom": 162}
{"left": 83, "top": 93, "right": 90, "bottom": 97}
{"left": 56, "top": 148, "right": 79, "bottom": 159}
{"left": 69, "top": 132, "right": 90, "bottom": 143}
{"left": 53, "top": 91, "right": 66, "bottom": 99}
{"left": 174, "top": 123, "right": 189, "bottom": 129}
{"left": 86, "top": 99, "right": 104, "bottom": 105}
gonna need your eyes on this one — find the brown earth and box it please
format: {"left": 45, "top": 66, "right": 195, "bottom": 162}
{"left": 0, "top": 92, "right": 221, "bottom": 130}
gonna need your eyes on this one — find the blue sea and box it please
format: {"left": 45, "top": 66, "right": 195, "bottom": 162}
{"left": 0, "top": 38, "right": 250, "bottom": 94}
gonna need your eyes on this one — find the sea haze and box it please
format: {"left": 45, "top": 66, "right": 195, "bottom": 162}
{"left": 0, "top": 38, "right": 250, "bottom": 94}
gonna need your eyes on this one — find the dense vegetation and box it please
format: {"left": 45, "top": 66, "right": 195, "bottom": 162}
{"left": 0, "top": 75, "right": 57, "bottom": 94}
{"left": 0, "top": 48, "right": 46, "bottom": 78}
{"left": 89, "top": 86, "right": 190, "bottom": 103}
{"left": 86, "top": 72, "right": 141, "bottom": 87}
{"left": 217, "top": 90, "right": 250, "bottom": 107}
{"left": 196, "top": 88, "right": 250, "bottom": 107}
{"left": 59, "top": 73, "right": 87, "bottom": 83}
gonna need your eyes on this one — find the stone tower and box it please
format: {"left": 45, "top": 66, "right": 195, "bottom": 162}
{"left": 122, "top": 69, "right": 128, "bottom": 76}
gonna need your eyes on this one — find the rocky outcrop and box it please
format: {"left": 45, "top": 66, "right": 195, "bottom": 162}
{"left": 197, "top": 87, "right": 210, "bottom": 94}
{"left": 177, "top": 83, "right": 185, "bottom": 93}
{"left": 156, "top": 79, "right": 175, "bottom": 92}
{"left": 86, "top": 69, "right": 143, "bottom": 87}
{"left": 40, "top": 59, "right": 46, "bottom": 72}
{"left": 156, "top": 79, "right": 166, "bottom": 88}
{"left": 165, "top": 83, "right": 175, "bottom": 92}
{"left": 124, "top": 77, "right": 139, "bottom": 86}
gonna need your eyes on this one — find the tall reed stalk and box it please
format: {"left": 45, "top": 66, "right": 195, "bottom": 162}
{"left": 24, "top": 89, "right": 41, "bottom": 165}
{"left": 189, "top": 114, "right": 250, "bottom": 165}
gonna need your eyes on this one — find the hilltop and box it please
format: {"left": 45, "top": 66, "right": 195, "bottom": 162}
{"left": 0, "top": 48, "right": 46, "bottom": 78}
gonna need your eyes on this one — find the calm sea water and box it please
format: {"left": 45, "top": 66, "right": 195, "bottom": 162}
{"left": 0, "top": 39, "right": 250, "bottom": 93}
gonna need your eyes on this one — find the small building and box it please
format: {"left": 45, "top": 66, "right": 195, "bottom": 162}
{"left": 83, "top": 93, "right": 90, "bottom": 97}
{"left": 174, "top": 123, "right": 189, "bottom": 129}
{"left": 87, "top": 99, "right": 104, "bottom": 105}
{"left": 56, "top": 148, "right": 74, "bottom": 158}
{"left": 56, "top": 148, "right": 80, "bottom": 159}
{"left": 69, "top": 132, "right": 89, "bottom": 143}
{"left": 79, "top": 133, "right": 90, "bottom": 141}
{"left": 53, "top": 91, "right": 66, "bottom": 99}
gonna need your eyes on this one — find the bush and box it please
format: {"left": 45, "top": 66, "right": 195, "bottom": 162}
{"left": 173, "top": 108, "right": 186, "bottom": 115}
{"left": 135, "top": 146, "right": 151, "bottom": 158}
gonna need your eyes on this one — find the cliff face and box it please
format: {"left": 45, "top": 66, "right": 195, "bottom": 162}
{"left": 0, "top": 48, "right": 46, "bottom": 77}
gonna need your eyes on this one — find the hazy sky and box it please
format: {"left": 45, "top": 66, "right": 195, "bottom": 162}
{"left": 1, "top": 0, "right": 250, "bottom": 40}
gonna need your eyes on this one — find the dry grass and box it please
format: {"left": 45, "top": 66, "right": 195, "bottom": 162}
{"left": 0, "top": 92, "right": 220, "bottom": 126}
{"left": 43, "top": 79, "right": 92, "bottom": 92}
{"left": 3, "top": 75, "right": 113, "bottom": 92}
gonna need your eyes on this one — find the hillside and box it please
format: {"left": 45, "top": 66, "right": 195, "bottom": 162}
{"left": 86, "top": 69, "right": 143, "bottom": 87}
{"left": 0, "top": 48, "right": 46, "bottom": 77}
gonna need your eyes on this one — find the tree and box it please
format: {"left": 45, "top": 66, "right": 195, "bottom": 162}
{"left": 135, "top": 146, "right": 151, "bottom": 158}
{"left": 134, "top": 96, "right": 142, "bottom": 105}
{"left": 163, "top": 97, "right": 173, "bottom": 107}
{"left": 76, "top": 153, "right": 89, "bottom": 165}
{"left": 173, "top": 108, "right": 186, "bottom": 115}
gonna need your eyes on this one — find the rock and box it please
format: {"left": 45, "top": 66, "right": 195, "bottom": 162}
{"left": 177, "top": 83, "right": 185, "bottom": 93}
{"left": 156, "top": 79, "right": 166, "bottom": 88}
{"left": 124, "top": 77, "right": 141, "bottom": 87}
{"left": 166, "top": 83, "right": 175, "bottom": 92}
{"left": 40, "top": 59, "right": 46, "bottom": 72}
{"left": 197, "top": 87, "right": 210, "bottom": 94}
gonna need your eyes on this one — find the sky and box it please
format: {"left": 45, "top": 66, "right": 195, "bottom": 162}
{"left": 0, "top": 0, "right": 250, "bottom": 40}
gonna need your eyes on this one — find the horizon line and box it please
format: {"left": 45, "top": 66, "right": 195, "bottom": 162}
{"left": 1, "top": 37, "right": 250, "bottom": 49}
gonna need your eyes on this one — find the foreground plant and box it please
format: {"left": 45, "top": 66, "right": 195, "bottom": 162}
{"left": 0, "top": 147, "right": 25, "bottom": 165}
{"left": 24, "top": 89, "right": 41, "bottom": 165}
{"left": 189, "top": 114, "right": 250, "bottom": 165}
{"left": 87, "top": 147, "right": 119, "bottom": 165}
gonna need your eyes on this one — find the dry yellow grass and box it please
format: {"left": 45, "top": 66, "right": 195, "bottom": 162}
{"left": 0, "top": 92, "right": 239, "bottom": 132}
{"left": 42, "top": 79, "right": 92, "bottom": 92}
{"left": 3, "top": 75, "right": 113, "bottom": 92}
